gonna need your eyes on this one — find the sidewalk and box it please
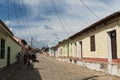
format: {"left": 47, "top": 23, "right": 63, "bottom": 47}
{"left": 0, "top": 63, "right": 21, "bottom": 80}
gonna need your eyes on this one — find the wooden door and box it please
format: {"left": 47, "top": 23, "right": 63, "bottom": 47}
{"left": 110, "top": 31, "right": 117, "bottom": 59}
{"left": 7, "top": 47, "right": 10, "bottom": 66}
{"left": 79, "top": 41, "right": 82, "bottom": 58}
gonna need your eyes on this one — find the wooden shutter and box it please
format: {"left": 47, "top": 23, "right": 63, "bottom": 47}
{"left": 1, "top": 39, "right": 5, "bottom": 58}
{"left": 90, "top": 35, "right": 96, "bottom": 51}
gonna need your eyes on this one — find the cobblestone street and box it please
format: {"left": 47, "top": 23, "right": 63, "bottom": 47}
{"left": 8, "top": 53, "right": 119, "bottom": 80}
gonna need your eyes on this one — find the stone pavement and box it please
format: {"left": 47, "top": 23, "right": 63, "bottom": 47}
{"left": 7, "top": 63, "right": 42, "bottom": 80}
{"left": 0, "top": 63, "right": 21, "bottom": 80}
{"left": 2, "top": 54, "right": 120, "bottom": 80}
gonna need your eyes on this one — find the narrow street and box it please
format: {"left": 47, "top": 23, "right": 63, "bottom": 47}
{"left": 8, "top": 53, "right": 119, "bottom": 80}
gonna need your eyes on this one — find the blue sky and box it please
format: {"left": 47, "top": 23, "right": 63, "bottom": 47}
{"left": 0, "top": 0, "right": 120, "bottom": 48}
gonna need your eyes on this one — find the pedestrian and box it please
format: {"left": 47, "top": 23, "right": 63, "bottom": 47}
{"left": 27, "top": 59, "right": 31, "bottom": 69}
{"left": 31, "top": 54, "right": 36, "bottom": 62}
{"left": 16, "top": 52, "right": 21, "bottom": 64}
{"left": 23, "top": 54, "right": 27, "bottom": 64}
{"left": 26, "top": 52, "right": 32, "bottom": 69}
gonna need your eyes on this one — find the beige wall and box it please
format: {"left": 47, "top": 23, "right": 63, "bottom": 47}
{"left": 0, "top": 32, "right": 7, "bottom": 68}
{"left": 74, "top": 19, "right": 120, "bottom": 60}
{"left": 117, "top": 23, "right": 120, "bottom": 58}
{"left": 0, "top": 32, "right": 20, "bottom": 68}
{"left": 6, "top": 37, "right": 21, "bottom": 64}
{"left": 56, "top": 18, "right": 120, "bottom": 61}
{"left": 13, "top": 37, "right": 26, "bottom": 56}
{"left": 82, "top": 27, "right": 107, "bottom": 58}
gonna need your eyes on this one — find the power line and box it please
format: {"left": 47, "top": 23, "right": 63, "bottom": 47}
{"left": 6, "top": 0, "right": 11, "bottom": 28}
{"left": 63, "top": 1, "right": 89, "bottom": 25}
{"left": 40, "top": 0, "right": 60, "bottom": 40}
{"left": 17, "top": 0, "right": 31, "bottom": 41}
{"left": 49, "top": 0, "right": 70, "bottom": 37}
{"left": 51, "top": 0, "right": 75, "bottom": 36}
{"left": 14, "top": 0, "right": 27, "bottom": 39}
{"left": 20, "top": 1, "right": 32, "bottom": 40}
{"left": 79, "top": 0, "right": 99, "bottom": 19}
{"left": 51, "top": 0, "right": 75, "bottom": 35}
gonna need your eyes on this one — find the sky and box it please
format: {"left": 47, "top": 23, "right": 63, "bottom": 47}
{"left": 0, "top": 0, "right": 120, "bottom": 48}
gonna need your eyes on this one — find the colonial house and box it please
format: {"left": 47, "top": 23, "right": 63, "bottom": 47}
{"left": 0, "top": 20, "right": 21, "bottom": 69}
{"left": 13, "top": 36, "right": 28, "bottom": 58}
{"left": 50, "top": 47, "right": 55, "bottom": 57}
{"left": 50, "top": 11, "right": 120, "bottom": 76}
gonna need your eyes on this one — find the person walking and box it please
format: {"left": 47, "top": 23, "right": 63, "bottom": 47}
{"left": 23, "top": 54, "right": 27, "bottom": 64}
{"left": 16, "top": 52, "right": 21, "bottom": 64}
{"left": 26, "top": 52, "right": 32, "bottom": 69}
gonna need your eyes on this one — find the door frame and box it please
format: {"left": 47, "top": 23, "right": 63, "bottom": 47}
{"left": 107, "top": 30, "right": 117, "bottom": 62}
{"left": 79, "top": 41, "right": 83, "bottom": 58}
{"left": 7, "top": 47, "right": 10, "bottom": 66}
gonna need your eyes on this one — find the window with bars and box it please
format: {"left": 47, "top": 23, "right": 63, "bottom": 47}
{"left": 0, "top": 38, "right": 5, "bottom": 59}
{"left": 90, "top": 35, "right": 96, "bottom": 51}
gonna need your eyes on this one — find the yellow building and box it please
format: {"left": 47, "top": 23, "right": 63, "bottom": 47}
{"left": 56, "top": 39, "right": 68, "bottom": 58}
{"left": 69, "top": 11, "right": 120, "bottom": 63}
{"left": 0, "top": 20, "right": 21, "bottom": 69}
{"left": 55, "top": 11, "right": 120, "bottom": 63}
{"left": 54, "top": 12, "right": 120, "bottom": 76}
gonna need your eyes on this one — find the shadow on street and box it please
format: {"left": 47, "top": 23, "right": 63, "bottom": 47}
{"left": 7, "top": 63, "right": 42, "bottom": 80}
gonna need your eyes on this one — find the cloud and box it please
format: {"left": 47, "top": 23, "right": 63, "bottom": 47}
{"left": 5, "top": 20, "right": 10, "bottom": 26}
{"left": 44, "top": 25, "right": 52, "bottom": 30}
{"left": 2, "top": 0, "right": 120, "bottom": 48}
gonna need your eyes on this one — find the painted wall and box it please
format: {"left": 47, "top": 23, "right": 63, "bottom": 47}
{"left": 0, "top": 32, "right": 20, "bottom": 68}
{"left": 56, "top": 17, "right": 120, "bottom": 62}
{"left": 6, "top": 37, "right": 21, "bottom": 64}
{"left": 13, "top": 37, "right": 27, "bottom": 57}
{"left": 116, "top": 20, "right": 120, "bottom": 58}
{"left": 72, "top": 20, "right": 120, "bottom": 61}
{"left": 63, "top": 45, "right": 68, "bottom": 57}
{"left": 0, "top": 32, "right": 7, "bottom": 68}
{"left": 69, "top": 43, "right": 72, "bottom": 57}
{"left": 49, "top": 49, "right": 55, "bottom": 56}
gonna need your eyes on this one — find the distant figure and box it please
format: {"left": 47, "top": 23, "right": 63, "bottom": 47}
{"left": 17, "top": 52, "right": 21, "bottom": 64}
{"left": 23, "top": 54, "right": 27, "bottom": 64}
{"left": 26, "top": 52, "right": 32, "bottom": 69}
{"left": 27, "top": 59, "right": 31, "bottom": 69}
{"left": 31, "top": 54, "right": 36, "bottom": 62}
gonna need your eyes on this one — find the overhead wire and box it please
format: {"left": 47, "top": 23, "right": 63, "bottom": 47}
{"left": 79, "top": 0, "right": 99, "bottom": 19}
{"left": 19, "top": 1, "right": 32, "bottom": 41}
{"left": 51, "top": 0, "right": 75, "bottom": 35}
{"left": 40, "top": 0, "right": 60, "bottom": 40}
{"left": 13, "top": 0, "right": 27, "bottom": 40}
{"left": 63, "top": 1, "right": 89, "bottom": 25}
{"left": 12, "top": 0, "right": 21, "bottom": 29}
{"left": 49, "top": 0, "right": 70, "bottom": 37}
{"left": 40, "top": 0, "right": 61, "bottom": 47}
{"left": 51, "top": 0, "right": 75, "bottom": 36}
{"left": 17, "top": 0, "right": 31, "bottom": 41}
{"left": 6, "top": 0, "right": 11, "bottom": 28}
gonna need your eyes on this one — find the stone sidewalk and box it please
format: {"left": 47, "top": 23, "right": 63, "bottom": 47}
{"left": 0, "top": 63, "right": 21, "bottom": 80}
{"left": 7, "top": 63, "right": 42, "bottom": 80}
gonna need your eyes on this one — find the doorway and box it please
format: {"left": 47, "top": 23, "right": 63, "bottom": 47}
{"left": 7, "top": 47, "right": 11, "bottom": 66}
{"left": 110, "top": 30, "right": 117, "bottom": 59}
{"left": 79, "top": 41, "right": 83, "bottom": 58}
{"left": 74, "top": 43, "right": 77, "bottom": 57}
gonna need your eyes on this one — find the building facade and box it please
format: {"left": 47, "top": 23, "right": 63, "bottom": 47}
{"left": 0, "top": 20, "right": 21, "bottom": 69}
{"left": 50, "top": 11, "right": 120, "bottom": 76}
{"left": 13, "top": 36, "right": 28, "bottom": 58}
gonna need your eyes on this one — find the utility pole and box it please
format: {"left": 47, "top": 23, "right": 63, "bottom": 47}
{"left": 31, "top": 37, "right": 33, "bottom": 48}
